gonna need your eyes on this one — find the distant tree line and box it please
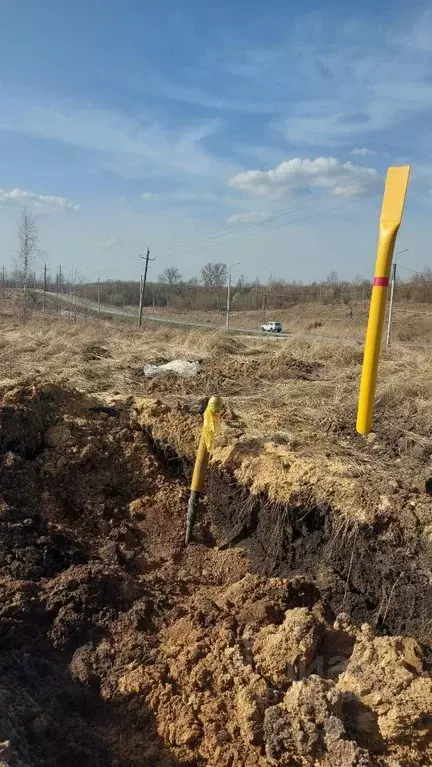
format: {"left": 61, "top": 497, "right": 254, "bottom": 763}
{"left": 4, "top": 264, "right": 430, "bottom": 314}
{"left": 6, "top": 213, "right": 432, "bottom": 314}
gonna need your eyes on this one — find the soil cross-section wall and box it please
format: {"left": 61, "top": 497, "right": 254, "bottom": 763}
{"left": 134, "top": 397, "right": 432, "bottom": 645}
{"left": 0, "top": 384, "right": 432, "bottom": 767}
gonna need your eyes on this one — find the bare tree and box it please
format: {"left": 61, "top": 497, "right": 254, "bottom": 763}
{"left": 157, "top": 266, "right": 182, "bottom": 285}
{"left": 157, "top": 266, "right": 183, "bottom": 308}
{"left": 16, "top": 208, "right": 39, "bottom": 320}
{"left": 325, "top": 271, "right": 339, "bottom": 286}
{"left": 353, "top": 273, "right": 366, "bottom": 285}
{"left": 201, "top": 262, "right": 228, "bottom": 289}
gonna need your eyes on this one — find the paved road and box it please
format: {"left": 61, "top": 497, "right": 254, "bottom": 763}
{"left": 32, "top": 290, "right": 432, "bottom": 350}
{"left": 33, "top": 289, "right": 365, "bottom": 346}
{"left": 34, "top": 290, "right": 292, "bottom": 338}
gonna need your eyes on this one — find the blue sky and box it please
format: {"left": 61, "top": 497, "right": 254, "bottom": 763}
{"left": 1, "top": 0, "right": 432, "bottom": 282}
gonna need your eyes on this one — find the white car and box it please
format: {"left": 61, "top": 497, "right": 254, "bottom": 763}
{"left": 261, "top": 321, "right": 282, "bottom": 333}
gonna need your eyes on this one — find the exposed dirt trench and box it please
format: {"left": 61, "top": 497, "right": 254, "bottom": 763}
{"left": 205, "top": 466, "right": 432, "bottom": 644}
{"left": 1, "top": 383, "right": 432, "bottom": 767}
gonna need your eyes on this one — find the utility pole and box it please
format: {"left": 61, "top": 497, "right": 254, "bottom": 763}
{"left": 226, "top": 274, "right": 231, "bottom": 329}
{"left": 71, "top": 268, "right": 77, "bottom": 324}
{"left": 386, "top": 262, "right": 397, "bottom": 346}
{"left": 58, "top": 265, "right": 62, "bottom": 316}
{"left": 226, "top": 262, "right": 240, "bottom": 330}
{"left": 2, "top": 266, "right": 5, "bottom": 299}
{"left": 43, "top": 264, "right": 47, "bottom": 312}
{"left": 138, "top": 248, "right": 154, "bottom": 327}
{"left": 385, "top": 249, "right": 408, "bottom": 347}
{"left": 262, "top": 290, "right": 266, "bottom": 322}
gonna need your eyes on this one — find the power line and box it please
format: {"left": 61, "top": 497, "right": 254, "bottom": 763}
{"left": 162, "top": 184, "right": 373, "bottom": 258}
{"left": 155, "top": 148, "right": 432, "bottom": 260}
{"left": 166, "top": 197, "right": 362, "bottom": 260}
{"left": 397, "top": 263, "right": 424, "bottom": 276}
{"left": 159, "top": 177, "right": 379, "bottom": 254}
{"left": 213, "top": 162, "right": 432, "bottom": 268}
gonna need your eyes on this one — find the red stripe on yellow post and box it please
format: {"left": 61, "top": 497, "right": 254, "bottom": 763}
{"left": 356, "top": 167, "right": 410, "bottom": 435}
{"left": 372, "top": 277, "right": 389, "bottom": 287}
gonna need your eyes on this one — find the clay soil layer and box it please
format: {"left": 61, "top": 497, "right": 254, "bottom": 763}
{"left": 0, "top": 383, "right": 432, "bottom": 767}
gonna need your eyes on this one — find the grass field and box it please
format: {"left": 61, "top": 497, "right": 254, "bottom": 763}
{"left": 1, "top": 302, "right": 431, "bottom": 511}
{"left": 139, "top": 297, "right": 432, "bottom": 345}
{"left": 6, "top": 285, "right": 432, "bottom": 346}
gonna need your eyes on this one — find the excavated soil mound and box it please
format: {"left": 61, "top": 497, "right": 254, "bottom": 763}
{"left": 0, "top": 384, "right": 431, "bottom": 766}
{"left": 134, "top": 350, "right": 320, "bottom": 398}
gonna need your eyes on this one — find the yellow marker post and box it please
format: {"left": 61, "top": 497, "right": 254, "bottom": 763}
{"left": 356, "top": 166, "right": 410, "bottom": 435}
{"left": 185, "top": 396, "right": 222, "bottom": 544}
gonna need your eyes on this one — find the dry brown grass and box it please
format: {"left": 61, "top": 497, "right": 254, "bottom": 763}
{"left": 0, "top": 315, "right": 217, "bottom": 393}
{"left": 142, "top": 298, "right": 432, "bottom": 349}
{"left": 141, "top": 300, "right": 369, "bottom": 339}
{"left": 1, "top": 305, "right": 431, "bottom": 516}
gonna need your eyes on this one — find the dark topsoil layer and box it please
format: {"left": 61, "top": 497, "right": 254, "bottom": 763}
{"left": 0, "top": 383, "right": 432, "bottom": 766}
{"left": 206, "top": 466, "right": 432, "bottom": 645}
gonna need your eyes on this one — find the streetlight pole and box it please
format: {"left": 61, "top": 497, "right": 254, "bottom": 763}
{"left": 96, "top": 270, "right": 107, "bottom": 318}
{"left": 226, "top": 262, "right": 240, "bottom": 329}
{"left": 386, "top": 248, "right": 409, "bottom": 346}
{"left": 58, "top": 265, "right": 63, "bottom": 316}
{"left": 72, "top": 267, "right": 78, "bottom": 324}
{"left": 43, "top": 264, "right": 49, "bottom": 312}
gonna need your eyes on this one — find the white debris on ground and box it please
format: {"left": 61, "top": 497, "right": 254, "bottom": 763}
{"left": 143, "top": 359, "right": 201, "bottom": 378}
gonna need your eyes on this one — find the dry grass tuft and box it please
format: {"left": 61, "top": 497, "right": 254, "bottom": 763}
{"left": 82, "top": 343, "right": 113, "bottom": 361}
{"left": 202, "top": 332, "right": 246, "bottom": 356}
{"left": 1, "top": 307, "right": 432, "bottom": 517}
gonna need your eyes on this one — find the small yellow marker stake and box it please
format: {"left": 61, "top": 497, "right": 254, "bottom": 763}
{"left": 356, "top": 166, "right": 410, "bottom": 435}
{"left": 185, "top": 396, "right": 222, "bottom": 544}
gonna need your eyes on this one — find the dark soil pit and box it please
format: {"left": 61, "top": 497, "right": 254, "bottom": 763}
{"left": 206, "top": 466, "right": 432, "bottom": 645}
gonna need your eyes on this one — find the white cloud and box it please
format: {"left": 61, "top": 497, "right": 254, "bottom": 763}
{"left": 0, "top": 92, "right": 238, "bottom": 182}
{"left": 227, "top": 211, "right": 270, "bottom": 224}
{"left": 228, "top": 157, "right": 381, "bottom": 199}
{"left": 0, "top": 187, "right": 79, "bottom": 211}
{"left": 140, "top": 192, "right": 154, "bottom": 200}
{"left": 268, "top": 9, "right": 432, "bottom": 148}
{"left": 350, "top": 148, "right": 376, "bottom": 157}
